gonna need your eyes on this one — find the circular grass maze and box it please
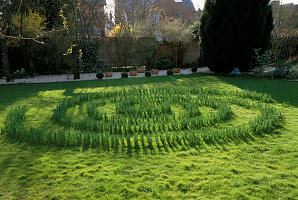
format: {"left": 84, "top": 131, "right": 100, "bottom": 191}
{"left": 2, "top": 88, "right": 282, "bottom": 154}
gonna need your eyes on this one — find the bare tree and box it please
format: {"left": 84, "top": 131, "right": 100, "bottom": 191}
{"left": 0, "top": 0, "right": 14, "bottom": 82}
{"left": 61, "top": 0, "right": 106, "bottom": 79}
{"left": 114, "top": 0, "right": 152, "bottom": 26}
{"left": 0, "top": 0, "right": 48, "bottom": 82}
{"left": 154, "top": 18, "right": 192, "bottom": 67}
{"left": 271, "top": 2, "right": 298, "bottom": 61}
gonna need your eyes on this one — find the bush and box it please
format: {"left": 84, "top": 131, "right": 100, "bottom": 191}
{"left": 156, "top": 56, "right": 172, "bottom": 70}
{"left": 81, "top": 41, "right": 98, "bottom": 73}
{"left": 271, "top": 64, "right": 296, "bottom": 79}
{"left": 191, "top": 68, "right": 198, "bottom": 73}
{"left": 145, "top": 71, "right": 152, "bottom": 77}
{"left": 12, "top": 68, "right": 31, "bottom": 79}
{"left": 121, "top": 72, "right": 128, "bottom": 78}
{"left": 252, "top": 49, "right": 273, "bottom": 77}
{"left": 167, "top": 69, "right": 173, "bottom": 76}
{"left": 181, "top": 63, "right": 199, "bottom": 69}
{"left": 0, "top": 68, "right": 5, "bottom": 78}
{"left": 96, "top": 72, "right": 104, "bottom": 79}
{"left": 199, "top": 0, "right": 273, "bottom": 73}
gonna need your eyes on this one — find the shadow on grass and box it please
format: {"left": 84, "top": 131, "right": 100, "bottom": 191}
{"left": 0, "top": 75, "right": 200, "bottom": 112}
{"left": 217, "top": 75, "right": 298, "bottom": 107}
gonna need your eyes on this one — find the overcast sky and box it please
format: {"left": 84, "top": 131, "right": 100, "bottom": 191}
{"left": 192, "top": 0, "right": 298, "bottom": 10}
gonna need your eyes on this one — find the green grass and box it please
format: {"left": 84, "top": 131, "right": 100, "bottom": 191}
{"left": 0, "top": 74, "right": 297, "bottom": 199}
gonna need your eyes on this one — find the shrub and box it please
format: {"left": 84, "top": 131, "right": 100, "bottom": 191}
{"left": 271, "top": 63, "right": 296, "bottom": 79}
{"left": 167, "top": 69, "right": 173, "bottom": 76}
{"left": 181, "top": 63, "right": 199, "bottom": 69}
{"left": 156, "top": 56, "right": 172, "bottom": 70}
{"left": 145, "top": 71, "right": 152, "bottom": 77}
{"left": 191, "top": 68, "right": 198, "bottom": 73}
{"left": 199, "top": 0, "right": 273, "bottom": 73}
{"left": 252, "top": 49, "right": 273, "bottom": 77}
{"left": 113, "top": 67, "right": 132, "bottom": 72}
{"left": 81, "top": 41, "right": 98, "bottom": 73}
{"left": 96, "top": 72, "right": 104, "bottom": 79}
{"left": 12, "top": 68, "right": 30, "bottom": 79}
{"left": 121, "top": 72, "right": 128, "bottom": 78}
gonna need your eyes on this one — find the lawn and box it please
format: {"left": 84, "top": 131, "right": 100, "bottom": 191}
{"left": 0, "top": 74, "right": 297, "bottom": 200}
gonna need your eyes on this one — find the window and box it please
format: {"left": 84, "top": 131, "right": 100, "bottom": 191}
{"left": 176, "top": 12, "right": 182, "bottom": 19}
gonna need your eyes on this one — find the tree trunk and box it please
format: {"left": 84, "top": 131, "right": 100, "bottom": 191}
{"left": 72, "top": 45, "right": 80, "bottom": 80}
{"left": 1, "top": 38, "right": 13, "bottom": 82}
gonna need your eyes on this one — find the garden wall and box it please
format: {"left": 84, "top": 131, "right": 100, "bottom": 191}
{"left": 1, "top": 37, "right": 200, "bottom": 75}
{"left": 96, "top": 38, "right": 200, "bottom": 67}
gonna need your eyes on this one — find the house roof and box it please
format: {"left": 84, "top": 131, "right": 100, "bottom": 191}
{"left": 117, "top": 0, "right": 196, "bottom": 13}
{"left": 117, "top": 0, "right": 156, "bottom": 12}
{"left": 175, "top": 0, "right": 196, "bottom": 12}
{"left": 86, "top": 0, "right": 106, "bottom": 6}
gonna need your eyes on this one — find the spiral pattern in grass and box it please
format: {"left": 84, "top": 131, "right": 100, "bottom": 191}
{"left": 2, "top": 88, "right": 282, "bottom": 154}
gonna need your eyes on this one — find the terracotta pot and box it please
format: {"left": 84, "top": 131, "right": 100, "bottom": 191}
{"left": 136, "top": 67, "right": 146, "bottom": 73}
{"left": 129, "top": 71, "right": 138, "bottom": 76}
{"left": 173, "top": 68, "right": 181, "bottom": 73}
{"left": 105, "top": 72, "right": 113, "bottom": 77}
{"left": 151, "top": 69, "right": 159, "bottom": 75}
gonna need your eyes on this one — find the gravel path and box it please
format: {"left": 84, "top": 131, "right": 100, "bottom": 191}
{"left": 0, "top": 68, "right": 213, "bottom": 85}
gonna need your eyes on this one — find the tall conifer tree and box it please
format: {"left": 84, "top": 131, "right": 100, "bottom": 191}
{"left": 199, "top": 0, "right": 273, "bottom": 72}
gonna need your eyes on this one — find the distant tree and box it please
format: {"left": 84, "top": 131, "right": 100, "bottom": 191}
{"left": 271, "top": 2, "right": 297, "bottom": 37}
{"left": 61, "top": 0, "right": 104, "bottom": 79}
{"left": 199, "top": 0, "right": 274, "bottom": 73}
{"left": 190, "top": 20, "right": 200, "bottom": 40}
{"left": 114, "top": 0, "right": 152, "bottom": 26}
{"left": 155, "top": 19, "right": 192, "bottom": 67}
{"left": 0, "top": 0, "right": 47, "bottom": 82}
{"left": 271, "top": 2, "right": 298, "bottom": 61}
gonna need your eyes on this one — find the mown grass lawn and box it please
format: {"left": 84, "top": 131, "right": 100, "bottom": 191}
{"left": 0, "top": 74, "right": 297, "bottom": 200}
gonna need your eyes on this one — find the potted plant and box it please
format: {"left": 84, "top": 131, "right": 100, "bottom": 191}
{"left": 129, "top": 67, "right": 138, "bottom": 76}
{"left": 103, "top": 65, "right": 113, "bottom": 78}
{"left": 151, "top": 69, "right": 159, "bottom": 75}
{"left": 152, "top": 56, "right": 171, "bottom": 75}
{"left": 136, "top": 66, "right": 146, "bottom": 73}
{"left": 173, "top": 68, "right": 181, "bottom": 73}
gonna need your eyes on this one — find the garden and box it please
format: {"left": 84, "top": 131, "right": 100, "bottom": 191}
{"left": 0, "top": 0, "right": 297, "bottom": 199}
{"left": 0, "top": 74, "right": 297, "bottom": 199}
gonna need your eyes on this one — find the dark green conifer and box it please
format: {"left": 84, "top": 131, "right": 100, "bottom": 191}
{"left": 199, "top": 0, "right": 274, "bottom": 72}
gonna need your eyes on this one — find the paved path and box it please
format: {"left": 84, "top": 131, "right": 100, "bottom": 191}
{"left": 0, "top": 68, "right": 213, "bottom": 85}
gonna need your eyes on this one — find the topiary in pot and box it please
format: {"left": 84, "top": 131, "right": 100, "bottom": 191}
{"left": 167, "top": 69, "right": 174, "bottom": 76}
{"left": 104, "top": 66, "right": 113, "bottom": 77}
{"left": 191, "top": 68, "right": 198, "bottom": 73}
{"left": 173, "top": 68, "right": 181, "bottom": 73}
{"left": 121, "top": 72, "right": 128, "bottom": 78}
{"left": 105, "top": 71, "right": 113, "bottom": 77}
{"left": 129, "top": 71, "right": 137, "bottom": 76}
{"left": 151, "top": 69, "right": 159, "bottom": 75}
{"left": 96, "top": 72, "right": 104, "bottom": 79}
{"left": 145, "top": 71, "right": 152, "bottom": 77}
{"left": 137, "top": 66, "right": 146, "bottom": 73}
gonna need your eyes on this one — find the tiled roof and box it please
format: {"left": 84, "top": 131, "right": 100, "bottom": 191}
{"left": 175, "top": 0, "right": 196, "bottom": 12}
{"left": 117, "top": 0, "right": 196, "bottom": 12}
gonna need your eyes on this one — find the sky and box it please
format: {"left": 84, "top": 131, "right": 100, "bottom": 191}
{"left": 192, "top": 0, "right": 298, "bottom": 10}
